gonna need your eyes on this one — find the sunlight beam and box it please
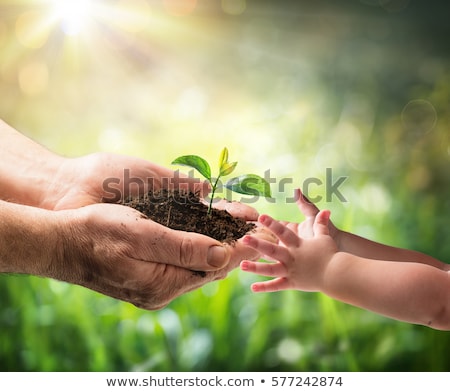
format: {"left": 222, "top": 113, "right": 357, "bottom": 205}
{"left": 52, "top": 0, "right": 93, "bottom": 36}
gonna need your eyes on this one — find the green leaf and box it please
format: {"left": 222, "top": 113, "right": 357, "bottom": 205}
{"left": 171, "top": 155, "right": 211, "bottom": 181}
{"left": 225, "top": 174, "right": 272, "bottom": 197}
{"left": 219, "top": 161, "right": 237, "bottom": 177}
{"left": 218, "top": 147, "right": 229, "bottom": 168}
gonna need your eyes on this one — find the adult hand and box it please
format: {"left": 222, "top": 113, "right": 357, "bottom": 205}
{"left": 0, "top": 119, "right": 259, "bottom": 220}
{"left": 57, "top": 203, "right": 263, "bottom": 309}
{"left": 47, "top": 152, "right": 259, "bottom": 221}
{"left": 46, "top": 152, "right": 207, "bottom": 209}
{"left": 1, "top": 200, "right": 264, "bottom": 310}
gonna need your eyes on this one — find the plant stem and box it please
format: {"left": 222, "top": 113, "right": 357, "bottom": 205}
{"left": 208, "top": 177, "right": 221, "bottom": 215}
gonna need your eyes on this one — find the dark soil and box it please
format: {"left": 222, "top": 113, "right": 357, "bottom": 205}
{"left": 124, "top": 189, "right": 255, "bottom": 243}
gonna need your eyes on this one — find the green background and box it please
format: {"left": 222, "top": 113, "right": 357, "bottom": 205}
{"left": 1, "top": 0, "right": 449, "bottom": 371}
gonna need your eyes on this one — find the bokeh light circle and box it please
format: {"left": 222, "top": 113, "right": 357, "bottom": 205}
{"left": 401, "top": 99, "right": 437, "bottom": 137}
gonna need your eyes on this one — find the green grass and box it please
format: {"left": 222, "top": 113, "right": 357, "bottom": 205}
{"left": 2, "top": 268, "right": 450, "bottom": 371}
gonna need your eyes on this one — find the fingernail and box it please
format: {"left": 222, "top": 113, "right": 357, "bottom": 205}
{"left": 240, "top": 260, "right": 249, "bottom": 271}
{"left": 259, "top": 214, "right": 267, "bottom": 224}
{"left": 207, "top": 245, "right": 230, "bottom": 268}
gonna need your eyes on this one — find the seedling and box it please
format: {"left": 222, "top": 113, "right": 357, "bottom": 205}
{"left": 172, "top": 147, "right": 271, "bottom": 214}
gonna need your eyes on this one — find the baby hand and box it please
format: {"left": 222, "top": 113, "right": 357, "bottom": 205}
{"left": 240, "top": 209, "right": 338, "bottom": 293}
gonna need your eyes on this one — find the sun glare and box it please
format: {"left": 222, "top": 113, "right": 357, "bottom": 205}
{"left": 52, "top": 0, "right": 93, "bottom": 36}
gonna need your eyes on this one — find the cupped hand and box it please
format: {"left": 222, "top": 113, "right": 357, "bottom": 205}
{"left": 48, "top": 152, "right": 259, "bottom": 221}
{"left": 56, "top": 202, "right": 262, "bottom": 310}
{"left": 47, "top": 152, "right": 208, "bottom": 210}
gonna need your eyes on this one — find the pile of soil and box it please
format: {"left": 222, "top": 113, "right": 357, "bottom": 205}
{"left": 124, "top": 189, "right": 255, "bottom": 243}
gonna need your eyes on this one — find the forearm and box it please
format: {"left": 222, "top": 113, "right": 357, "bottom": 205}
{"left": 336, "top": 229, "right": 447, "bottom": 269}
{"left": 0, "top": 119, "right": 67, "bottom": 209}
{"left": 0, "top": 199, "right": 63, "bottom": 276}
{"left": 322, "top": 252, "right": 450, "bottom": 330}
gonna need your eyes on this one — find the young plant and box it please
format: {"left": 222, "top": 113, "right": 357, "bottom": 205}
{"left": 172, "top": 147, "right": 271, "bottom": 214}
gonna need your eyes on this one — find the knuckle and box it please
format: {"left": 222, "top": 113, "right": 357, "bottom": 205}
{"left": 179, "top": 237, "right": 195, "bottom": 268}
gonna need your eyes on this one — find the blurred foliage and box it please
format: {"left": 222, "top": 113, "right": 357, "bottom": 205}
{"left": 0, "top": 0, "right": 449, "bottom": 372}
